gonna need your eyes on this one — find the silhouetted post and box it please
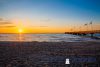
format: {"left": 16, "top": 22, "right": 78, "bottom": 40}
{"left": 90, "top": 21, "right": 94, "bottom": 37}
{"left": 90, "top": 33, "right": 94, "bottom": 37}
{"left": 90, "top": 21, "right": 93, "bottom": 31}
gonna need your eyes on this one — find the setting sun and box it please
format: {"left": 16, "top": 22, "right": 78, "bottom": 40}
{"left": 18, "top": 29, "right": 23, "bottom": 33}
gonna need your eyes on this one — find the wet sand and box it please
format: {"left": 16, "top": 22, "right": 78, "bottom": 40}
{"left": 0, "top": 41, "right": 100, "bottom": 67}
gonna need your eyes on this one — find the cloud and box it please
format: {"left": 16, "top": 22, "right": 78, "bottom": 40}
{"left": 0, "top": 25, "right": 16, "bottom": 28}
{"left": 0, "top": 18, "right": 13, "bottom": 25}
{"left": 0, "top": 21, "right": 12, "bottom": 25}
{"left": 0, "top": 18, "right": 3, "bottom": 21}
{"left": 0, "top": 18, "right": 15, "bottom": 28}
{"left": 0, "top": 18, "right": 16, "bottom": 28}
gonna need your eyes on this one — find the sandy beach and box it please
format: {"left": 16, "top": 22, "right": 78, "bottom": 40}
{"left": 0, "top": 41, "right": 100, "bottom": 67}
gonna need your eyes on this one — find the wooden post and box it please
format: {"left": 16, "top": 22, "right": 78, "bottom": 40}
{"left": 91, "top": 33, "right": 94, "bottom": 37}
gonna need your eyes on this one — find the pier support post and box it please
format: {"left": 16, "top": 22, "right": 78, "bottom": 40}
{"left": 90, "top": 33, "right": 94, "bottom": 37}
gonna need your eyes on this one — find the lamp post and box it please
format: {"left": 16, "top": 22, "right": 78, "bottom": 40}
{"left": 89, "top": 21, "right": 94, "bottom": 37}
{"left": 90, "top": 21, "right": 93, "bottom": 31}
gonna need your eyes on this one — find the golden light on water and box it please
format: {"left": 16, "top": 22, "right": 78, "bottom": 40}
{"left": 18, "top": 28, "right": 23, "bottom": 41}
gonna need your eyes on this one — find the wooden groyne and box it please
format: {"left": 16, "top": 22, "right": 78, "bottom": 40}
{"left": 65, "top": 30, "right": 100, "bottom": 39}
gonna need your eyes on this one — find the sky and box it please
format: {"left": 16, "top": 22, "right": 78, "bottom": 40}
{"left": 0, "top": 0, "right": 100, "bottom": 33}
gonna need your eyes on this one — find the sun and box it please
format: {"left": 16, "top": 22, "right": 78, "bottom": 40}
{"left": 18, "top": 28, "right": 23, "bottom": 33}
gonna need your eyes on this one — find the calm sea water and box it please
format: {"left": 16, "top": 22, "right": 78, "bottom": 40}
{"left": 0, "top": 34, "right": 100, "bottom": 42}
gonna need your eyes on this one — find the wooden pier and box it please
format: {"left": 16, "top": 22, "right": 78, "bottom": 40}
{"left": 65, "top": 30, "right": 100, "bottom": 38}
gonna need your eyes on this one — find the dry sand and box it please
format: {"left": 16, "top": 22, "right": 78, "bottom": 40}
{"left": 0, "top": 41, "right": 100, "bottom": 67}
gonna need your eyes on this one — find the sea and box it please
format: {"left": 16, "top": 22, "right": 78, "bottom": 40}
{"left": 0, "top": 34, "right": 100, "bottom": 42}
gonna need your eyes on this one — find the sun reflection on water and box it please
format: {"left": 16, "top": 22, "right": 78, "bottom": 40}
{"left": 18, "top": 33, "right": 24, "bottom": 41}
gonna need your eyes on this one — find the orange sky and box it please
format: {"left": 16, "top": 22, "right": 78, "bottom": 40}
{"left": 0, "top": 26, "right": 68, "bottom": 33}
{"left": 0, "top": 18, "right": 69, "bottom": 33}
{"left": 0, "top": 19, "right": 100, "bottom": 33}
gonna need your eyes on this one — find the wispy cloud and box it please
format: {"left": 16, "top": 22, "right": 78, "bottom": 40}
{"left": 0, "top": 18, "right": 15, "bottom": 28}
{"left": 0, "top": 18, "right": 13, "bottom": 25}
{"left": 0, "top": 25, "right": 16, "bottom": 28}
{"left": 0, "top": 18, "right": 12, "bottom": 25}
{"left": 0, "top": 18, "right": 3, "bottom": 21}
{"left": 0, "top": 21, "right": 12, "bottom": 25}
